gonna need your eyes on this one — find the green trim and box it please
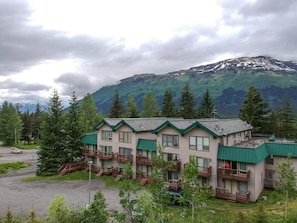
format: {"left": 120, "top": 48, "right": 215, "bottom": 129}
{"left": 137, "top": 139, "right": 157, "bottom": 151}
{"left": 266, "top": 142, "right": 297, "bottom": 157}
{"left": 184, "top": 121, "right": 219, "bottom": 139}
{"left": 81, "top": 133, "right": 97, "bottom": 145}
{"left": 152, "top": 120, "right": 184, "bottom": 135}
{"left": 114, "top": 120, "right": 136, "bottom": 133}
{"left": 94, "top": 119, "right": 115, "bottom": 130}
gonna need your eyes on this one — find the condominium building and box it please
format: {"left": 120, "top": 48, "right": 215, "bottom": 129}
{"left": 81, "top": 118, "right": 297, "bottom": 203}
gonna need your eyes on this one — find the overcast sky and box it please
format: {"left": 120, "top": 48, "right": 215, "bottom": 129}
{"left": 1, "top": 0, "right": 297, "bottom": 106}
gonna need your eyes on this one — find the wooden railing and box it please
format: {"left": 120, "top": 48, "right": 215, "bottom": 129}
{"left": 199, "top": 166, "right": 212, "bottom": 177}
{"left": 57, "top": 162, "right": 85, "bottom": 176}
{"left": 113, "top": 153, "right": 133, "bottom": 163}
{"left": 218, "top": 167, "right": 250, "bottom": 182}
{"left": 136, "top": 155, "right": 152, "bottom": 166}
{"left": 96, "top": 151, "right": 113, "bottom": 160}
{"left": 168, "top": 179, "right": 181, "bottom": 190}
{"left": 82, "top": 148, "right": 96, "bottom": 157}
{"left": 167, "top": 161, "right": 181, "bottom": 172}
{"left": 216, "top": 188, "right": 250, "bottom": 203}
{"left": 264, "top": 179, "right": 281, "bottom": 189}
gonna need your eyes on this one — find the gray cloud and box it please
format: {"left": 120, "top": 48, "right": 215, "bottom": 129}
{"left": 1, "top": 0, "right": 297, "bottom": 106}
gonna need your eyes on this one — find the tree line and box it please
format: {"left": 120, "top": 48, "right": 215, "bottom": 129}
{"left": 0, "top": 84, "right": 296, "bottom": 176}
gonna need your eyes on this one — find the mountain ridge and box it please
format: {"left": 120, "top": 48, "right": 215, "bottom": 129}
{"left": 90, "top": 56, "right": 297, "bottom": 117}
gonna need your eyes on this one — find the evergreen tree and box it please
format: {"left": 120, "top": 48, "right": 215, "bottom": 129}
{"left": 65, "top": 91, "right": 83, "bottom": 161}
{"left": 126, "top": 95, "right": 139, "bottom": 118}
{"left": 79, "top": 93, "right": 102, "bottom": 134}
{"left": 33, "top": 103, "right": 45, "bottom": 141}
{"left": 179, "top": 83, "right": 196, "bottom": 119}
{"left": 239, "top": 86, "right": 270, "bottom": 133}
{"left": 275, "top": 97, "right": 296, "bottom": 139}
{"left": 109, "top": 90, "right": 125, "bottom": 118}
{"left": 36, "top": 89, "right": 67, "bottom": 176}
{"left": 0, "top": 101, "right": 23, "bottom": 146}
{"left": 197, "top": 89, "right": 215, "bottom": 118}
{"left": 142, "top": 91, "right": 159, "bottom": 117}
{"left": 161, "top": 89, "right": 175, "bottom": 117}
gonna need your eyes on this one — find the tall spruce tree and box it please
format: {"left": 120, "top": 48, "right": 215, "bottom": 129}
{"left": 142, "top": 91, "right": 159, "bottom": 117}
{"left": 197, "top": 89, "right": 215, "bottom": 118}
{"left": 239, "top": 86, "right": 270, "bottom": 133}
{"left": 275, "top": 97, "right": 296, "bottom": 139}
{"left": 109, "top": 90, "right": 125, "bottom": 118}
{"left": 33, "top": 102, "right": 45, "bottom": 140}
{"left": 0, "top": 101, "right": 23, "bottom": 146}
{"left": 126, "top": 95, "right": 139, "bottom": 118}
{"left": 65, "top": 91, "right": 83, "bottom": 161}
{"left": 79, "top": 93, "right": 102, "bottom": 134}
{"left": 179, "top": 83, "right": 196, "bottom": 119}
{"left": 161, "top": 89, "right": 175, "bottom": 117}
{"left": 36, "top": 89, "right": 67, "bottom": 176}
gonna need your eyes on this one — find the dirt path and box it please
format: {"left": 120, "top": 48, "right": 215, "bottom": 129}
{"left": 0, "top": 147, "right": 122, "bottom": 217}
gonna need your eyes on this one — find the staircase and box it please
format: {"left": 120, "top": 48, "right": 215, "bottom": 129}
{"left": 57, "top": 162, "right": 83, "bottom": 176}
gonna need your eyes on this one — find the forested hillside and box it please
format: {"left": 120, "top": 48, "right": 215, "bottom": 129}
{"left": 89, "top": 56, "right": 297, "bottom": 117}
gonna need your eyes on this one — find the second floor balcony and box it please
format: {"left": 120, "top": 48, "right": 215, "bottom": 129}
{"left": 167, "top": 161, "right": 181, "bottom": 172}
{"left": 136, "top": 155, "right": 153, "bottom": 166}
{"left": 96, "top": 151, "right": 113, "bottom": 160}
{"left": 218, "top": 167, "right": 250, "bottom": 182}
{"left": 199, "top": 166, "right": 212, "bottom": 178}
{"left": 113, "top": 153, "right": 133, "bottom": 163}
{"left": 82, "top": 148, "right": 96, "bottom": 157}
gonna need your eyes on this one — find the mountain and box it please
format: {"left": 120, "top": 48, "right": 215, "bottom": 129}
{"left": 90, "top": 56, "right": 297, "bottom": 117}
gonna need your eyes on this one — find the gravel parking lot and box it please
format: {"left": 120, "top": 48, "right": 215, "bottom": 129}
{"left": 0, "top": 147, "right": 122, "bottom": 217}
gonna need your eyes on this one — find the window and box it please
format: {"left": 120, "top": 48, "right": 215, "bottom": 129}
{"left": 101, "top": 146, "right": 112, "bottom": 153}
{"left": 196, "top": 157, "right": 209, "bottom": 172}
{"left": 101, "top": 130, "right": 112, "bottom": 141}
{"left": 119, "top": 131, "right": 132, "bottom": 143}
{"left": 119, "top": 147, "right": 132, "bottom": 155}
{"left": 162, "top": 134, "right": 179, "bottom": 148}
{"left": 189, "top": 136, "right": 209, "bottom": 151}
{"left": 164, "top": 153, "right": 179, "bottom": 161}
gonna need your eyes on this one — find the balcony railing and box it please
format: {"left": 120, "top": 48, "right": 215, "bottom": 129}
{"left": 96, "top": 151, "right": 113, "bottom": 160}
{"left": 264, "top": 179, "right": 281, "bottom": 189}
{"left": 168, "top": 179, "right": 181, "bottom": 190}
{"left": 82, "top": 148, "right": 96, "bottom": 157}
{"left": 184, "top": 163, "right": 212, "bottom": 178}
{"left": 167, "top": 161, "right": 181, "bottom": 172}
{"left": 113, "top": 153, "right": 133, "bottom": 163}
{"left": 136, "top": 155, "right": 152, "bottom": 166}
{"left": 216, "top": 188, "right": 250, "bottom": 203}
{"left": 199, "top": 166, "right": 212, "bottom": 178}
{"left": 218, "top": 167, "right": 250, "bottom": 182}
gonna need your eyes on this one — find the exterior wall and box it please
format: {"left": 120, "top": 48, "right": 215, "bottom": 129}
{"left": 251, "top": 162, "right": 265, "bottom": 202}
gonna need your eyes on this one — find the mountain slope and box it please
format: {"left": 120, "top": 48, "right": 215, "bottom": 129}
{"left": 90, "top": 56, "right": 297, "bottom": 117}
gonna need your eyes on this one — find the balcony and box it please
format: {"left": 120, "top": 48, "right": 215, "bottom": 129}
{"left": 168, "top": 179, "right": 181, "bottom": 190}
{"left": 97, "top": 151, "right": 113, "bottom": 160}
{"left": 264, "top": 179, "right": 281, "bottom": 189}
{"left": 199, "top": 166, "right": 212, "bottom": 178}
{"left": 183, "top": 163, "right": 212, "bottom": 178}
{"left": 216, "top": 188, "right": 250, "bottom": 203}
{"left": 218, "top": 167, "right": 250, "bottom": 182}
{"left": 167, "top": 161, "right": 181, "bottom": 172}
{"left": 136, "top": 155, "right": 152, "bottom": 166}
{"left": 113, "top": 153, "right": 133, "bottom": 163}
{"left": 82, "top": 148, "right": 96, "bottom": 157}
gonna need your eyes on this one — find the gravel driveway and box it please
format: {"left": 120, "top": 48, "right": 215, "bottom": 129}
{"left": 0, "top": 147, "right": 122, "bottom": 217}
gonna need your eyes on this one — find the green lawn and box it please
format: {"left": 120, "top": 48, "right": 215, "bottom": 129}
{"left": 0, "top": 162, "right": 30, "bottom": 174}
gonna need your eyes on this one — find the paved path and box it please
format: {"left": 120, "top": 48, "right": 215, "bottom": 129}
{"left": 0, "top": 147, "right": 122, "bottom": 217}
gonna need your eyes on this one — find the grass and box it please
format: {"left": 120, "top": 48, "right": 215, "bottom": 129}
{"left": 0, "top": 162, "right": 31, "bottom": 174}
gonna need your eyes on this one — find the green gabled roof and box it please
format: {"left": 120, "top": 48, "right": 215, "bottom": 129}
{"left": 218, "top": 144, "right": 269, "bottom": 164}
{"left": 81, "top": 133, "right": 97, "bottom": 145}
{"left": 152, "top": 120, "right": 185, "bottom": 135}
{"left": 137, "top": 139, "right": 157, "bottom": 151}
{"left": 184, "top": 121, "right": 219, "bottom": 138}
{"left": 265, "top": 142, "right": 297, "bottom": 157}
{"left": 114, "top": 119, "right": 137, "bottom": 133}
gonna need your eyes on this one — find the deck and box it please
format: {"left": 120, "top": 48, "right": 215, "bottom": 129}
{"left": 215, "top": 188, "right": 250, "bottom": 203}
{"left": 218, "top": 167, "right": 250, "bottom": 182}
